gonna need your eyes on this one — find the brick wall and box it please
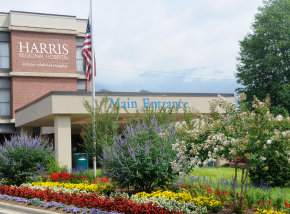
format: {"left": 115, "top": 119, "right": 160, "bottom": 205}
{"left": 87, "top": 80, "right": 91, "bottom": 91}
{"left": 10, "top": 30, "right": 90, "bottom": 118}
{"left": 11, "top": 77, "right": 77, "bottom": 118}
{"left": 11, "top": 31, "right": 76, "bottom": 74}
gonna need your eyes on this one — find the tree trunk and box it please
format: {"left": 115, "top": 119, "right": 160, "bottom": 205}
{"left": 233, "top": 162, "right": 238, "bottom": 208}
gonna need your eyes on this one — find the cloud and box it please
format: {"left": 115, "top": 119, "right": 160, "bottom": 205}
{"left": 1, "top": 0, "right": 264, "bottom": 94}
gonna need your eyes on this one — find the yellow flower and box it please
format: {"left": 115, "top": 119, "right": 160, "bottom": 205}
{"left": 31, "top": 182, "right": 115, "bottom": 195}
{"left": 135, "top": 190, "right": 194, "bottom": 203}
{"left": 255, "top": 209, "right": 285, "bottom": 214}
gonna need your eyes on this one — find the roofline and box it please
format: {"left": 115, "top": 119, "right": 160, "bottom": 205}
{"left": 15, "top": 91, "right": 234, "bottom": 113}
{"left": 5, "top": 10, "right": 88, "bottom": 20}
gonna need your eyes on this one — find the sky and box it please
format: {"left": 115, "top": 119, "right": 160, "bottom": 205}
{"left": 1, "top": 0, "right": 265, "bottom": 95}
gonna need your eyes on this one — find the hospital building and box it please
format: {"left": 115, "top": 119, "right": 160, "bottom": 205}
{"left": 0, "top": 11, "right": 234, "bottom": 169}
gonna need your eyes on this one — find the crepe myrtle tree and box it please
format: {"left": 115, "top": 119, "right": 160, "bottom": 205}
{"left": 171, "top": 94, "right": 290, "bottom": 213}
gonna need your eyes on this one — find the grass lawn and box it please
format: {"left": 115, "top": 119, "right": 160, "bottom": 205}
{"left": 184, "top": 166, "right": 290, "bottom": 201}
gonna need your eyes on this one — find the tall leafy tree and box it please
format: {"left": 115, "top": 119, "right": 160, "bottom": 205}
{"left": 236, "top": 0, "right": 290, "bottom": 115}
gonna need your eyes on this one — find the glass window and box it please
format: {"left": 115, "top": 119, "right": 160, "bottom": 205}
{"left": 76, "top": 47, "right": 85, "bottom": 72}
{"left": 77, "top": 79, "right": 87, "bottom": 91}
{"left": 0, "top": 43, "right": 10, "bottom": 69}
{"left": 0, "top": 90, "right": 10, "bottom": 116}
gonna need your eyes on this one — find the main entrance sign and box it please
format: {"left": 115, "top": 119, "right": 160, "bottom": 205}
{"left": 110, "top": 98, "right": 189, "bottom": 109}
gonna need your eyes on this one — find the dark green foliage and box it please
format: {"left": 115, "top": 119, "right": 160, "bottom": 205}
{"left": 236, "top": 0, "right": 290, "bottom": 115}
{"left": 249, "top": 156, "right": 290, "bottom": 188}
{"left": 0, "top": 134, "right": 55, "bottom": 186}
{"left": 100, "top": 118, "right": 179, "bottom": 192}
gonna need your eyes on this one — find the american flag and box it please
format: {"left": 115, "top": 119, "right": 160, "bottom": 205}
{"left": 82, "top": 19, "right": 96, "bottom": 82}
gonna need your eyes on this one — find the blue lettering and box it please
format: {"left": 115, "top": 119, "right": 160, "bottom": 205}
{"left": 162, "top": 101, "right": 167, "bottom": 107}
{"left": 127, "top": 98, "right": 130, "bottom": 108}
{"left": 131, "top": 101, "right": 137, "bottom": 108}
{"left": 167, "top": 102, "right": 171, "bottom": 108}
{"left": 152, "top": 101, "right": 157, "bottom": 108}
{"left": 158, "top": 101, "right": 161, "bottom": 108}
{"left": 184, "top": 101, "right": 189, "bottom": 108}
{"left": 172, "top": 101, "right": 178, "bottom": 108}
{"left": 121, "top": 101, "right": 126, "bottom": 108}
{"left": 110, "top": 98, "right": 120, "bottom": 108}
{"left": 179, "top": 102, "right": 183, "bottom": 108}
{"left": 143, "top": 98, "right": 150, "bottom": 108}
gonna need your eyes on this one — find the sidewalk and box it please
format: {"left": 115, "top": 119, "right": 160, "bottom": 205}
{"left": 0, "top": 202, "right": 57, "bottom": 214}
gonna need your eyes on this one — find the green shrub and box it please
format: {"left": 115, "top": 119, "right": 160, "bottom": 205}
{"left": 249, "top": 156, "right": 290, "bottom": 188}
{"left": 100, "top": 118, "right": 179, "bottom": 192}
{"left": 0, "top": 134, "right": 55, "bottom": 186}
{"left": 46, "top": 158, "right": 68, "bottom": 173}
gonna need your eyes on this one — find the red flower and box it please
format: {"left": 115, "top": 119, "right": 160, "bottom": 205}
{"left": 0, "top": 185, "right": 182, "bottom": 214}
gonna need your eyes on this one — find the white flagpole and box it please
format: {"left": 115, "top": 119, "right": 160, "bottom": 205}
{"left": 90, "top": 0, "right": 97, "bottom": 178}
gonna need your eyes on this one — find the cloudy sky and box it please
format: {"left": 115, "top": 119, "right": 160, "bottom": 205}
{"left": 2, "top": 0, "right": 264, "bottom": 95}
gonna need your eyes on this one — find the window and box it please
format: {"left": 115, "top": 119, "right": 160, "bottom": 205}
{"left": 0, "top": 43, "right": 10, "bottom": 69}
{"left": 76, "top": 47, "right": 85, "bottom": 72}
{"left": 0, "top": 89, "right": 10, "bottom": 116}
{"left": 77, "top": 79, "right": 87, "bottom": 91}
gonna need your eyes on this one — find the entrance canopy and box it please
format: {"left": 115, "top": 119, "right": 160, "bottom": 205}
{"left": 15, "top": 91, "right": 235, "bottom": 169}
{"left": 15, "top": 91, "right": 234, "bottom": 127}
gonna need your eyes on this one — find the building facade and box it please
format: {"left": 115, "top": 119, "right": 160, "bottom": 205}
{"left": 0, "top": 11, "right": 89, "bottom": 140}
{"left": 1, "top": 11, "right": 235, "bottom": 169}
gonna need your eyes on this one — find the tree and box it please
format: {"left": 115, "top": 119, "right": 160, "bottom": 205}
{"left": 171, "top": 94, "right": 290, "bottom": 213}
{"left": 236, "top": 0, "right": 290, "bottom": 115}
{"left": 80, "top": 95, "right": 120, "bottom": 166}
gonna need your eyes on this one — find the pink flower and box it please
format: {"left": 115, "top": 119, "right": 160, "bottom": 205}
{"left": 107, "top": 129, "right": 110, "bottom": 131}
{"left": 80, "top": 122, "right": 84, "bottom": 125}
{"left": 104, "top": 135, "right": 107, "bottom": 139}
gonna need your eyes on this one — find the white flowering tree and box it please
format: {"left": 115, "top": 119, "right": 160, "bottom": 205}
{"left": 171, "top": 94, "right": 290, "bottom": 213}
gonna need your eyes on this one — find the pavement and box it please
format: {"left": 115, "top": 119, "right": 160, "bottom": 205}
{"left": 0, "top": 202, "right": 57, "bottom": 214}
{"left": 0, "top": 208, "right": 23, "bottom": 214}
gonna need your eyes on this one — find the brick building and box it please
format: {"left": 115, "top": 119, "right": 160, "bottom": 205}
{"left": 0, "top": 11, "right": 234, "bottom": 169}
{"left": 0, "top": 11, "right": 89, "bottom": 137}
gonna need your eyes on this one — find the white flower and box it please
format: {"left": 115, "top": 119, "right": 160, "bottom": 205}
{"left": 267, "top": 140, "right": 272, "bottom": 144}
{"left": 260, "top": 156, "right": 266, "bottom": 161}
{"left": 236, "top": 93, "right": 247, "bottom": 102}
{"left": 178, "top": 172, "right": 188, "bottom": 182}
{"left": 275, "top": 115, "right": 283, "bottom": 121}
{"left": 214, "top": 147, "right": 218, "bottom": 153}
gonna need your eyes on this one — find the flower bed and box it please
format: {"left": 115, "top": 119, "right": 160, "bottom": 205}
{"left": 0, "top": 186, "right": 183, "bottom": 214}
{"left": 255, "top": 209, "right": 285, "bottom": 214}
{"left": 26, "top": 182, "right": 115, "bottom": 195}
{"left": 44, "top": 171, "right": 111, "bottom": 185}
{"left": 135, "top": 190, "right": 194, "bottom": 203}
{"left": 191, "top": 196, "right": 223, "bottom": 212}
{"left": 0, "top": 194, "right": 121, "bottom": 214}
{"left": 131, "top": 191, "right": 206, "bottom": 214}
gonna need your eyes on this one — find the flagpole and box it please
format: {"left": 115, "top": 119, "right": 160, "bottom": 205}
{"left": 90, "top": 0, "right": 97, "bottom": 178}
